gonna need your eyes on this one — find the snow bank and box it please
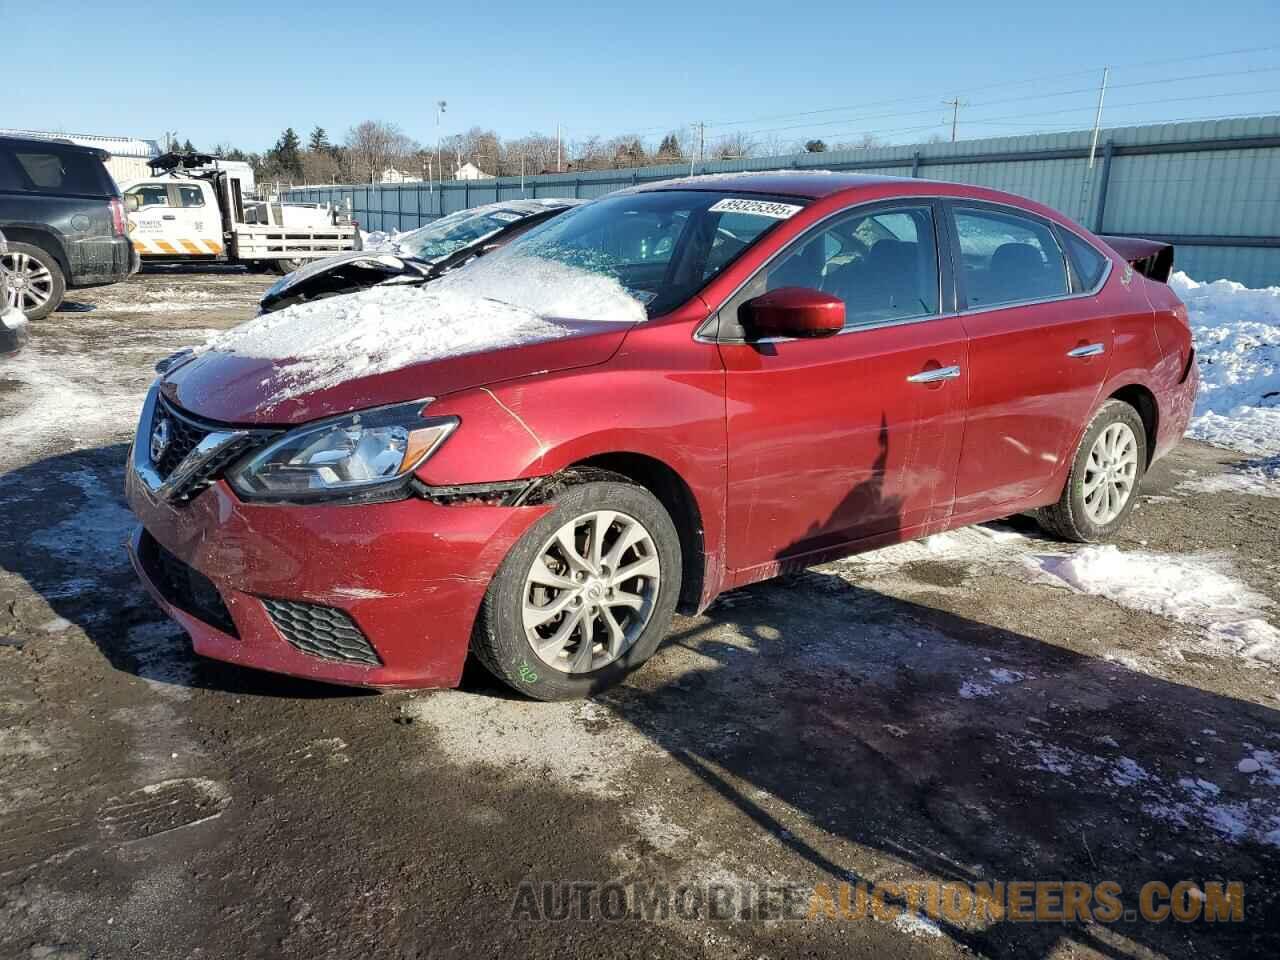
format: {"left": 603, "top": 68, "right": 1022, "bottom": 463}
{"left": 205, "top": 255, "right": 645, "bottom": 402}
{"left": 1030, "top": 545, "right": 1280, "bottom": 664}
{"left": 1172, "top": 271, "right": 1280, "bottom": 455}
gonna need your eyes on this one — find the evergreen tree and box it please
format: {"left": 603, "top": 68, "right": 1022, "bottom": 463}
{"left": 181, "top": 138, "right": 196, "bottom": 154}
{"left": 308, "top": 126, "right": 330, "bottom": 152}
{"left": 804, "top": 139, "right": 827, "bottom": 153}
{"left": 269, "top": 127, "right": 303, "bottom": 178}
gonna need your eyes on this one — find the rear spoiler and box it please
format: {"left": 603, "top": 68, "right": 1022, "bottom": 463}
{"left": 1099, "top": 235, "right": 1174, "bottom": 283}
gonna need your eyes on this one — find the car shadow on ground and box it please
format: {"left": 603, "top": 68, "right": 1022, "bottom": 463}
{"left": 598, "top": 570, "right": 1280, "bottom": 958}
{"left": 588, "top": 427, "right": 1279, "bottom": 959}
{"left": 0, "top": 443, "right": 369, "bottom": 699}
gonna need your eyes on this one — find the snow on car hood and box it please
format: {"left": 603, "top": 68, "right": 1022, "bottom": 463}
{"left": 163, "top": 256, "right": 646, "bottom": 424}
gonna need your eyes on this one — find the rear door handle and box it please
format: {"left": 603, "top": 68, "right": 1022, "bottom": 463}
{"left": 906, "top": 365, "right": 962, "bottom": 384}
{"left": 162, "top": 214, "right": 176, "bottom": 220}
{"left": 1068, "top": 343, "right": 1105, "bottom": 358}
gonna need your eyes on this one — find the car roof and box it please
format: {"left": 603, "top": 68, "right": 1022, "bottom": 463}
{"left": 0, "top": 134, "right": 110, "bottom": 160}
{"left": 632, "top": 170, "right": 918, "bottom": 200}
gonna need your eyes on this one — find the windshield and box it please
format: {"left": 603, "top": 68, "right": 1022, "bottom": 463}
{"left": 488, "top": 190, "right": 806, "bottom": 317}
{"left": 393, "top": 204, "right": 549, "bottom": 261}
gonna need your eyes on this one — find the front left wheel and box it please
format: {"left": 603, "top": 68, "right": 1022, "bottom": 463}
{"left": 1, "top": 242, "right": 65, "bottom": 320}
{"left": 471, "top": 478, "right": 682, "bottom": 700}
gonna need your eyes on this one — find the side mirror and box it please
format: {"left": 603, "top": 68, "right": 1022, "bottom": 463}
{"left": 742, "top": 287, "right": 844, "bottom": 339}
{"left": 126, "top": 194, "right": 141, "bottom": 212}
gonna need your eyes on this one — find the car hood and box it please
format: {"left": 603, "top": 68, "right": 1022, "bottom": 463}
{"left": 259, "top": 250, "right": 430, "bottom": 311}
{"left": 160, "top": 316, "right": 632, "bottom": 426}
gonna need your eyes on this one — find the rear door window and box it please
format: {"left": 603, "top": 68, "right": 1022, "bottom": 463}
{"left": 176, "top": 186, "right": 205, "bottom": 208}
{"left": 10, "top": 149, "right": 113, "bottom": 196}
{"left": 953, "top": 206, "right": 1069, "bottom": 307}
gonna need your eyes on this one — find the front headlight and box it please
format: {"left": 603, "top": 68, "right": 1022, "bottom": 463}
{"left": 228, "top": 399, "right": 457, "bottom": 503}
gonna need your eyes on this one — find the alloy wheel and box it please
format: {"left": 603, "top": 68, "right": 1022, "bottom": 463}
{"left": 1082, "top": 422, "right": 1139, "bottom": 524}
{"left": 522, "top": 509, "right": 661, "bottom": 674}
{"left": 1, "top": 252, "right": 54, "bottom": 313}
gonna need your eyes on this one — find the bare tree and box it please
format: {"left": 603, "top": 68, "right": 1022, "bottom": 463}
{"left": 833, "top": 133, "right": 883, "bottom": 151}
{"left": 503, "top": 133, "right": 559, "bottom": 176}
{"left": 710, "top": 132, "right": 757, "bottom": 160}
{"left": 344, "top": 120, "right": 420, "bottom": 184}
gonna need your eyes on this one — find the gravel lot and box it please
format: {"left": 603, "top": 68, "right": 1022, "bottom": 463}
{"left": 1, "top": 269, "right": 1278, "bottom": 959}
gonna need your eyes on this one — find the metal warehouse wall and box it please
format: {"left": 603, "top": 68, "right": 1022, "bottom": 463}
{"left": 285, "top": 115, "right": 1280, "bottom": 287}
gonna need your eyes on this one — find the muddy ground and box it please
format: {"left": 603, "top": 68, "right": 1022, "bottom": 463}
{"left": 1, "top": 268, "right": 1278, "bottom": 959}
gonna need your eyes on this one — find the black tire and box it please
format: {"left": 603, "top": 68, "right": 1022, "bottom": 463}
{"left": 472, "top": 477, "right": 682, "bottom": 700}
{"left": 2, "top": 242, "right": 66, "bottom": 320}
{"left": 1037, "top": 399, "right": 1148, "bottom": 543}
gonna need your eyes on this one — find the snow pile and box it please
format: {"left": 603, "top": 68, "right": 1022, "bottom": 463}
{"left": 205, "top": 255, "right": 645, "bottom": 402}
{"left": 1, "top": 306, "right": 27, "bottom": 330}
{"left": 1176, "top": 456, "right": 1280, "bottom": 498}
{"left": 1030, "top": 545, "right": 1280, "bottom": 663}
{"left": 1171, "top": 272, "right": 1280, "bottom": 455}
{"left": 361, "top": 229, "right": 400, "bottom": 250}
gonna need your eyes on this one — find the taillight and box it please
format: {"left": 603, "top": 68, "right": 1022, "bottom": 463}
{"left": 110, "top": 199, "right": 127, "bottom": 236}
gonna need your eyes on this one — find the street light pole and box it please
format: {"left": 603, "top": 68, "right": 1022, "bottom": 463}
{"left": 436, "top": 100, "right": 447, "bottom": 194}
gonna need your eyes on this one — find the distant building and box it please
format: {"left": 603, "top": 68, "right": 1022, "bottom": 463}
{"left": 0, "top": 127, "right": 160, "bottom": 186}
{"left": 453, "top": 161, "right": 494, "bottom": 181}
{"left": 379, "top": 167, "right": 414, "bottom": 184}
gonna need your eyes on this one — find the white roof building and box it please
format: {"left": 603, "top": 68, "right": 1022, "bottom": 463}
{"left": 453, "top": 161, "right": 495, "bottom": 181}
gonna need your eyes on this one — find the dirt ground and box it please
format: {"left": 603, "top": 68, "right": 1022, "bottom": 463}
{"left": 1, "top": 268, "right": 1278, "bottom": 959}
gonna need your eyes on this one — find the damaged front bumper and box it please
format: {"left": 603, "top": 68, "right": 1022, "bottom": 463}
{"left": 125, "top": 465, "right": 550, "bottom": 688}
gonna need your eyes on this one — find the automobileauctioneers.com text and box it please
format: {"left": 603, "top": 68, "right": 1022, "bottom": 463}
{"left": 511, "top": 879, "right": 1245, "bottom": 925}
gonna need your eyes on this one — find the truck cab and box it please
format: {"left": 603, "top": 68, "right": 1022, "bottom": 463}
{"left": 122, "top": 178, "right": 225, "bottom": 257}
{"left": 123, "top": 153, "right": 358, "bottom": 272}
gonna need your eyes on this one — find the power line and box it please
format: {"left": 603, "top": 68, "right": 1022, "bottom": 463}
{"left": 607, "top": 44, "right": 1280, "bottom": 143}
{"left": 717, "top": 64, "right": 1280, "bottom": 142}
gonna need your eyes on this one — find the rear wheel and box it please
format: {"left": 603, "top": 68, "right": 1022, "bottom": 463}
{"left": 1037, "top": 399, "right": 1147, "bottom": 542}
{"left": 472, "top": 478, "right": 681, "bottom": 700}
{"left": 1, "top": 242, "right": 65, "bottom": 319}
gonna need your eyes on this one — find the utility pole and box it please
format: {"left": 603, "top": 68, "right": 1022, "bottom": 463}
{"left": 1087, "top": 66, "right": 1110, "bottom": 169}
{"left": 690, "top": 121, "right": 705, "bottom": 176}
{"left": 943, "top": 99, "right": 966, "bottom": 143}
{"left": 556, "top": 123, "right": 562, "bottom": 173}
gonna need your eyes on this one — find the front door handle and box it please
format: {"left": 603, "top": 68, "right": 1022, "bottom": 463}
{"left": 907, "top": 365, "right": 962, "bottom": 384}
{"left": 162, "top": 214, "right": 177, "bottom": 220}
{"left": 1067, "top": 343, "right": 1105, "bottom": 358}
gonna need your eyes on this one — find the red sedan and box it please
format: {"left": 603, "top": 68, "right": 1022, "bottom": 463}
{"left": 125, "top": 173, "right": 1198, "bottom": 699}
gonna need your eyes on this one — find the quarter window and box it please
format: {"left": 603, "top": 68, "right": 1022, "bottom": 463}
{"left": 953, "top": 206, "right": 1068, "bottom": 307}
{"left": 761, "top": 205, "right": 940, "bottom": 329}
{"left": 1060, "top": 229, "right": 1109, "bottom": 290}
{"left": 177, "top": 186, "right": 205, "bottom": 208}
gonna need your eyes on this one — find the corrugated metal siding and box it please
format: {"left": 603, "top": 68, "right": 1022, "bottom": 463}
{"left": 288, "top": 116, "right": 1280, "bottom": 285}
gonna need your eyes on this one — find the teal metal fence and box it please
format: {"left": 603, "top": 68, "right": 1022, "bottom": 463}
{"left": 285, "top": 115, "right": 1280, "bottom": 286}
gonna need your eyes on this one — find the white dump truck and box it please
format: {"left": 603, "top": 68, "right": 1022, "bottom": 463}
{"left": 122, "top": 153, "right": 359, "bottom": 273}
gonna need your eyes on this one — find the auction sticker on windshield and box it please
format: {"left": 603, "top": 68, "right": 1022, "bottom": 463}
{"left": 708, "top": 198, "right": 804, "bottom": 219}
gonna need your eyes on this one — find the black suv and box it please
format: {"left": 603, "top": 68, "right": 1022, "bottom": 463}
{"left": 1, "top": 135, "right": 138, "bottom": 318}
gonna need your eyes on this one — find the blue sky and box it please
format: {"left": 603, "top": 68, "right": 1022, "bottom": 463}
{"left": 7, "top": 0, "right": 1279, "bottom": 153}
